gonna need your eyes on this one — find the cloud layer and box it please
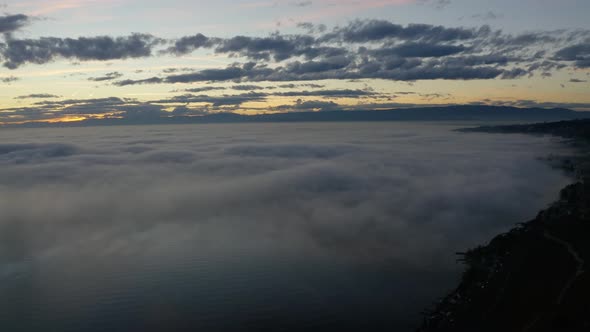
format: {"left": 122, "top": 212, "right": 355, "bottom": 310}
{"left": 0, "top": 14, "right": 29, "bottom": 34}
{"left": 0, "top": 124, "right": 569, "bottom": 265}
{"left": 0, "top": 123, "right": 571, "bottom": 330}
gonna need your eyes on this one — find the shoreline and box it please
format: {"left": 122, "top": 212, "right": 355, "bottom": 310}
{"left": 419, "top": 119, "right": 590, "bottom": 331}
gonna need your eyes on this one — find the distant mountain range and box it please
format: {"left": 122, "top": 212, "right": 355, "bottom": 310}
{"left": 7, "top": 105, "right": 590, "bottom": 128}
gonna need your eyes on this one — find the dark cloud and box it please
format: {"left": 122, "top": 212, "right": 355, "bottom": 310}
{"left": 14, "top": 94, "right": 60, "bottom": 99}
{"left": 231, "top": 84, "right": 267, "bottom": 91}
{"left": 278, "top": 83, "right": 325, "bottom": 89}
{"left": 123, "top": 56, "right": 518, "bottom": 84}
{"left": 88, "top": 71, "right": 123, "bottom": 82}
{"left": 166, "top": 32, "right": 321, "bottom": 62}
{"left": 0, "top": 14, "right": 29, "bottom": 34}
{"left": 2, "top": 34, "right": 161, "bottom": 69}
{"left": 526, "top": 60, "right": 567, "bottom": 74}
{"left": 170, "top": 105, "right": 210, "bottom": 116}
{"left": 113, "top": 77, "right": 163, "bottom": 86}
{"left": 126, "top": 20, "right": 571, "bottom": 84}
{"left": 321, "top": 20, "right": 478, "bottom": 43}
{"left": 35, "top": 96, "right": 124, "bottom": 107}
{"left": 1, "top": 17, "right": 589, "bottom": 86}
{"left": 162, "top": 67, "right": 197, "bottom": 73}
{"left": 371, "top": 42, "right": 467, "bottom": 58}
{"left": 0, "top": 97, "right": 171, "bottom": 123}
{"left": 296, "top": 22, "right": 327, "bottom": 34}
{"left": 470, "top": 11, "right": 503, "bottom": 21}
{"left": 157, "top": 92, "right": 267, "bottom": 106}
{"left": 167, "top": 66, "right": 244, "bottom": 82}
{"left": 151, "top": 89, "right": 376, "bottom": 110}
{"left": 1, "top": 75, "right": 19, "bottom": 83}
{"left": 273, "top": 89, "right": 377, "bottom": 98}
{"left": 287, "top": 56, "right": 352, "bottom": 74}
{"left": 34, "top": 97, "right": 128, "bottom": 115}
{"left": 296, "top": 22, "right": 314, "bottom": 32}
{"left": 184, "top": 86, "right": 226, "bottom": 93}
{"left": 165, "top": 33, "right": 214, "bottom": 55}
{"left": 164, "top": 63, "right": 274, "bottom": 83}
{"left": 214, "top": 34, "right": 316, "bottom": 61}
{"left": 554, "top": 42, "right": 590, "bottom": 68}
{"left": 419, "top": 0, "right": 452, "bottom": 10}
{"left": 500, "top": 67, "right": 528, "bottom": 79}
{"left": 166, "top": 32, "right": 348, "bottom": 63}
{"left": 275, "top": 99, "right": 340, "bottom": 112}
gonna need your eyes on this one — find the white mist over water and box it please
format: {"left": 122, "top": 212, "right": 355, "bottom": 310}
{"left": 0, "top": 122, "right": 572, "bottom": 331}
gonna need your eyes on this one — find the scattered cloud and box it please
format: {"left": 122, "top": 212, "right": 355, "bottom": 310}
{"left": 554, "top": 42, "right": 590, "bottom": 68}
{"left": 183, "top": 86, "right": 226, "bottom": 93}
{"left": 231, "top": 84, "right": 268, "bottom": 91}
{"left": 1, "top": 75, "right": 19, "bottom": 83}
{"left": 469, "top": 11, "right": 503, "bottom": 21}
{"left": 272, "top": 89, "right": 378, "bottom": 98}
{"left": 156, "top": 92, "right": 267, "bottom": 107}
{"left": 0, "top": 14, "right": 30, "bottom": 34}
{"left": 113, "top": 76, "right": 163, "bottom": 86}
{"left": 418, "top": 0, "right": 451, "bottom": 10}
{"left": 275, "top": 98, "right": 340, "bottom": 111}
{"left": 14, "top": 93, "right": 60, "bottom": 99}
{"left": 88, "top": 71, "right": 123, "bottom": 82}
{"left": 2, "top": 34, "right": 161, "bottom": 69}
{"left": 0, "top": 14, "right": 589, "bottom": 124}
{"left": 0, "top": 17, "right": 588, "bottom": 87}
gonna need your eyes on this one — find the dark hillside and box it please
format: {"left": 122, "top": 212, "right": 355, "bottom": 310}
{"left": 420, "top": 119, "right": 590, "bottom": 332}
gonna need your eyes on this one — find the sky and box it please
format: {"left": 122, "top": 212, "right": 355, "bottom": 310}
{"left": 0, "top": 0, "right": 589, "bottom": 124}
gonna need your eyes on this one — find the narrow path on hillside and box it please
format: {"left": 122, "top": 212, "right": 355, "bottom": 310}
{"left": 543, "top": 231, "right": 585, "bottom": 304}
{"left": 521, "top": 231, "right": 585, "bottom": 332}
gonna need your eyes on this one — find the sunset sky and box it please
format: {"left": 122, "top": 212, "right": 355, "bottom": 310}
{"left": 1, "top": 0, "right": 589, "bottom": 124}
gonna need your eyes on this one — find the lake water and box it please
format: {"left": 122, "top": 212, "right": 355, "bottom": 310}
{"left": 0, "top": 122, "right": 572, "bottom": 331}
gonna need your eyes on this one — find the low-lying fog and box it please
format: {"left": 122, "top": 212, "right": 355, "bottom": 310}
{"left": 0, "top": 122, "right": 572, "bottom": 331}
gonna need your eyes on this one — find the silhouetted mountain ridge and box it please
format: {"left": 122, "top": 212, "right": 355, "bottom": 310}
{"left": 4, "top": 105, "right": 588, "bottom": 128}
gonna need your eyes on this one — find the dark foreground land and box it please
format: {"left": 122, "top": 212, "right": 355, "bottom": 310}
{"left": 419, "top": 119, "right": 590, "bottom": 332}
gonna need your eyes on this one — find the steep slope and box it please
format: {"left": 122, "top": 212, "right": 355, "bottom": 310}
{"left": 420, "top": 120, "right": 590, "bottom": 332}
